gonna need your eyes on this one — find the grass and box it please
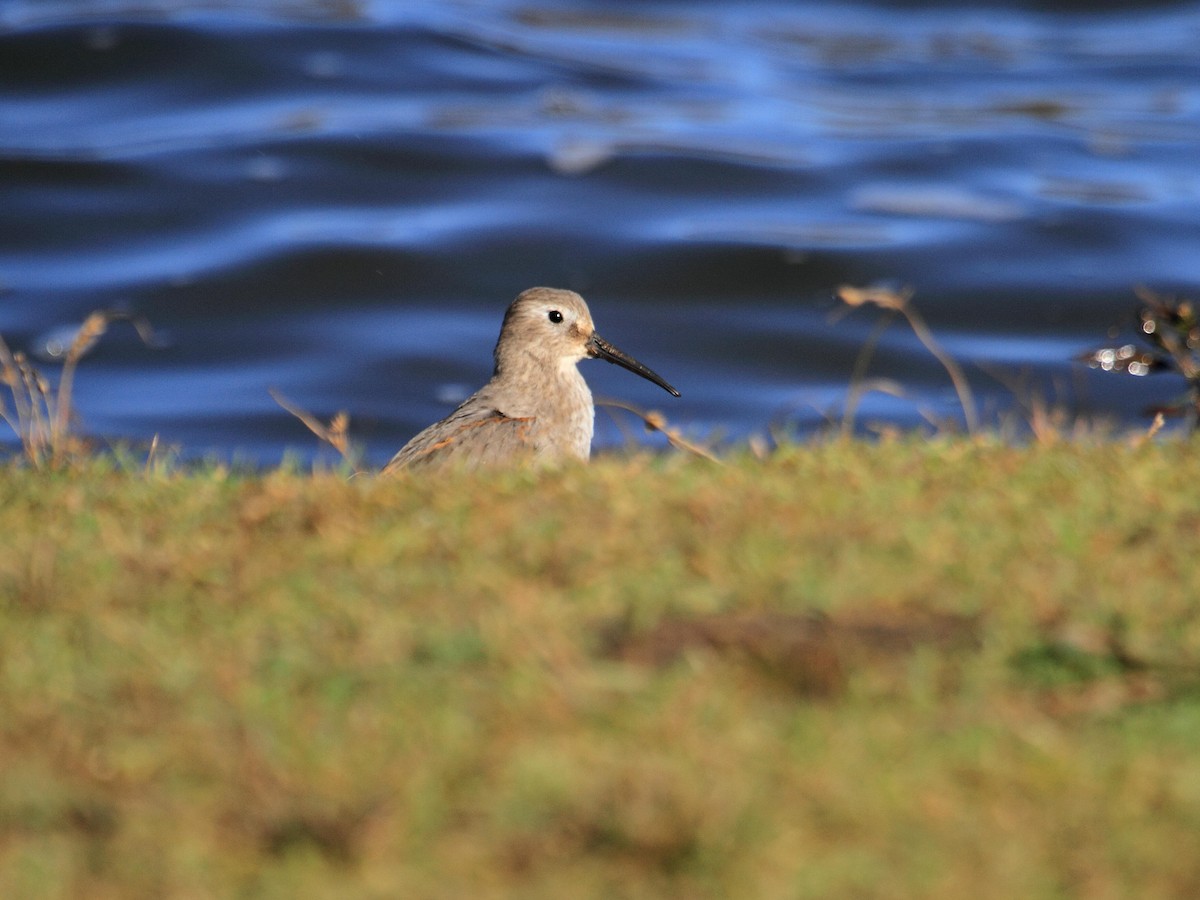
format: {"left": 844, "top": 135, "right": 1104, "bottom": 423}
{"left": 3, "top": 440, "right": 1200, "bottom": 898}
{"left": 4, "top": 293, "right": 1198, "bottom": 896}
{"left": 1, "top": 311, "right": 160, "bottom": 470}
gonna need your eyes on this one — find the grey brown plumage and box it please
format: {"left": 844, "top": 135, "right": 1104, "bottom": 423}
{"left": 384, "top": 287, "right": 679, "bottom": 472}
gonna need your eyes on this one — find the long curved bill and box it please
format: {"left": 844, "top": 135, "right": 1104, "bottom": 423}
{"left": 587, "top": 333, "right": 681, "bottom": 397}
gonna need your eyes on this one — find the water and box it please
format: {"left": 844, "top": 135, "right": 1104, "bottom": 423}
{"left": 3, "top": 0, "right": 1198, "bottom": 464}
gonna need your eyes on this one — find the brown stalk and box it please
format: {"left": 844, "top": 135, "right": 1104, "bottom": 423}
{"left": 52, "top": 312, "right": 111, "bottom": 466}
{"left": 269, "top": 388, "right": 356, "bottom": 464}
{"left": 1, "top": 310, "right": 158, "bottom": 467}
{"left": 837, "top": 284, "right": 980, "bottom": 435}
{"left": 841, "top": 307, "right": 901, "bottom": 437}
{"left": 597, "top": 398, "right": 722, "bottom": 464}
{"left": 17, "top": 355, "right": 50, "bottom": 465}
{"left": 0, "top": 333, "right": 32, "bottom": 444}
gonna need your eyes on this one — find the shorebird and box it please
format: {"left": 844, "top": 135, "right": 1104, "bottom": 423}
{"left": 384, "top": 287, "right": 679, "bottom": 471}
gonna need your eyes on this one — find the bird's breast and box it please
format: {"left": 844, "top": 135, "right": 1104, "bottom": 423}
{"left": 528, "top": 366, "right": 594, "bottom": 462}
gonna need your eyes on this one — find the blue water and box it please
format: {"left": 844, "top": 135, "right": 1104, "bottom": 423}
{"left": 3, "top": 0, "right": 1198, "bottom": 464}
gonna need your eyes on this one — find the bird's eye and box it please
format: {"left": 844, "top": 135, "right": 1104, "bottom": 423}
{"left": 548, "top": 310, "right": 563, "bottom": 324}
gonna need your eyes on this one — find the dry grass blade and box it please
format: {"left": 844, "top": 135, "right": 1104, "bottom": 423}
{"left": 1, "top": 310, "right": 160, "bottom": 468}
{"left": 18, "top": 354, "right": 51, "bottom": 465}
{"left": 269, "top": 388, "right": 356, "bottom": 464}
{"left": 1131, "top": 412, "right": 1166, "bottom": 448}
{"left": 0, "top": 333, "right": 31, "bottom": 442}
{"left": 842, "top": 377, "right": 909, "bottom": 437}
{"left": 836, "top": 283, "right": 914, "bottom": 313}
{"left": 842, "top": 300, "right": 901, "bottom": 437}
{"left": 328, "top": 412, "right": 350, "bottom": 456}
{"left": 597, "top": 398, "right": 721, "bottom": 463}
{"left": 837, "top": 283, "right": 980, "bottom": 434}
{"left": 52, "top": 310, "right": 160, "bottom": 467}
{"left": 51, "top": 312, "right": 110, "bottom": 462}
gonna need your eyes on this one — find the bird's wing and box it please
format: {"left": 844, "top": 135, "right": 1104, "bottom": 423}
{"left": 383, "top": 408, "right": 536, "bottom": 472}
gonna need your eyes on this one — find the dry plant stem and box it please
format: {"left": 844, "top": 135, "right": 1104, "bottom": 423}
{"left": 0, "top": 334, "right": 31, "bottom": 442}
{"left": 18, "top": 357, "right": 50, "bottom": 466}
{"left": 837, "top": 284, "right": 979, "bottom": 435}
{"left": 603, "top": 399, "right": 642, "bottom": 449}
{"left": 52, "top": 312, "right": 110, "bottom": 466}
{"left": 844, "top": 379, "right": 910, "bottom": 437}
{"left": 1131, "top": 412, "right": 1166, "bottom": 448}
{"left": 900, "top": 302, "right": 980, "bottom": 434}
{"left": 842, "top": 310, "right": 898, "bottom": 438}
{"left": 145, "top": 434, "right": 161, "bottom": 475}
{"left": 269, "top": 388, "right": 354, "bottom": 463}
{"left": 2, "top": 310, "right": 160, "bottom": 468}
{"left": 596, "top": 398, "right": 722, "bottom": 464}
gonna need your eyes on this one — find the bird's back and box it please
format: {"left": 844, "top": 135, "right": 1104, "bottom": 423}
{"left": 383, "top": 393, "right": 529, "bottom": 471}
{"left": 383, "top": 367, "right": 593, "bottom": 472}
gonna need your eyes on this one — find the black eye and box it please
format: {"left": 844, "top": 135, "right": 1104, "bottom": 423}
{"left": 548, "top": 310, "right": 563, "bottom": 324}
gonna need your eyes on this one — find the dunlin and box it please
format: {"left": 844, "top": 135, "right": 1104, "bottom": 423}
{"left": 384, "top": 287, "right": 679, "bottom": 471}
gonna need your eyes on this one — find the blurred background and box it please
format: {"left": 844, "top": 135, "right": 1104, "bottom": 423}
{"left": 2, "top": 0, "right": 1198, "bottom": 465}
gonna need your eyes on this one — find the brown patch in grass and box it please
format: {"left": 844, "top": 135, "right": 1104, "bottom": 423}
{"left": 598, "top": 608, "right": 982, "bottom": 696}
{"left": 496, "top": 756, "right": 711, "bottom": 880}
{"left": 258, "top": 806, "right": 374, "bottom": 864}
{"left": 65, "top": 799, "right": 120, "bottom": 840}
{"left": 212, "top": 715, "right": 387, "bottom": 867}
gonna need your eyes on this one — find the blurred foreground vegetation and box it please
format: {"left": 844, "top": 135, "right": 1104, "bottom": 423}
{"left": 3, "top": 440, "right": 1200, "bottom": 898}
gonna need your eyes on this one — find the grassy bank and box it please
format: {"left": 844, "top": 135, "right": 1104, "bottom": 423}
{"left": 2, "top": 440, "right": 1200, "bottom": 898}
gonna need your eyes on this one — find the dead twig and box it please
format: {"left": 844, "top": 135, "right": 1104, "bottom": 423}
{"left": 597, "top": 398, "right": 722, "bottom": 464}
{"left": 836, "top": 284, "right": 980, "bottom": 435}
{"left": 269, "top": 388, "right": 359, "bottom": 469}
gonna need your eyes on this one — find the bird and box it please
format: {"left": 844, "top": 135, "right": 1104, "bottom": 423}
{"left": 383, "top": 287, "right": 679, "bottom": 471}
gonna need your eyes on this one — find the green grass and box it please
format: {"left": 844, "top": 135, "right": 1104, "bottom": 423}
{"left": 3, "top": 440, "right": 1200, "bottom": 898}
